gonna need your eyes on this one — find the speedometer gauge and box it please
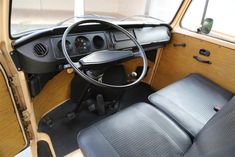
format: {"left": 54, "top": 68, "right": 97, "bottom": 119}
{"left": 58, "top": 40, "right": 72, "bottom": 53}
{"left": 75, "top": 36, "right": 91, "bottom": 54}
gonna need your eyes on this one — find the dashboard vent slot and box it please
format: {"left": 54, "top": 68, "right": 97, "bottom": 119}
{"left": 33, "top": 43, "right": 48, "bottom": 57}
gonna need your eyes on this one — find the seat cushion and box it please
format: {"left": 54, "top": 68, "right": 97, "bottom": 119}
{"left": 78, "top": 103, "right": 192, "bottom": 157}
{"left": 184, "top": 96, "right": 235, "bottom": 157}
{"left": 149, "top": 74, "right": 233, "bottom": 137}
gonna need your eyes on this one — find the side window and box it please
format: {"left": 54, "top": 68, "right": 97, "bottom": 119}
{"left": 182, "top": 0, "right": 235, "bottom": 41}
{"left": 147, "top": 0, "right": 183, "bottom": 23}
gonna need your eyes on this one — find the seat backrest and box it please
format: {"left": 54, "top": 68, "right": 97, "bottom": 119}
{"left": 184, "top": 96, "right": 235, "bottom": 157}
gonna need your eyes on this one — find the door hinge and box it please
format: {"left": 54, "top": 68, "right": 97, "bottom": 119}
{"left": 22, "top": 110, "right": 34, "bottom": 140}
{"left": 22, "top": 110, "right": 31, "bottom": 122}
{"left": 9, "top": 75, "right": 20, "bottom": 87}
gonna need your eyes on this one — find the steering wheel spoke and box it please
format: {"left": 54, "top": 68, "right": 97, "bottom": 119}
{"left": 63, "top": 62, "right": 82, "bottom": 69}
{"left": 79, "top": 50, "right": 134, "bottom": 67}
{"left": 74, "top": 62, "right": 82, "bottom": 69}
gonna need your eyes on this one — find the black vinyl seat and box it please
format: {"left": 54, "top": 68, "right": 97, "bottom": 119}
{"left": 77, "top": 74, "right": 235, "bottom": 157}
{"left": 78, "top": 103, "right": 192, "bottom": 157}
{"left": 78, "top": 98, "right": 235, "bottom": 157}
{"left": 184, "top": 97, "right": 235, "bottom": 157}
{"left": 149, "top": 74, "right": 233, "bottom": 136}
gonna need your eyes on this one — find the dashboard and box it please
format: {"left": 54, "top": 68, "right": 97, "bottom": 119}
{"left": 11, "top": 24, "right": 171, "bottom": 74}
{"left": 52, "top": 32, "right": 107, "bottom": 59}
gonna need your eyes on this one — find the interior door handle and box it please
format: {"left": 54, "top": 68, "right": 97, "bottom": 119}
{"left": 193, "top": 56, "right": 212, "bottom": 64}
{"left": 173, "top": 43, "right": 186, "bottom": 47}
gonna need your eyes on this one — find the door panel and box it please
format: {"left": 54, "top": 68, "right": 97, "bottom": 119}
{"left": 0, "top": 65, "right": 27, "bottom": 157}
{"left": 33, "top": 70, "right": 74, "bottom": 124}
{"left": 152, "top": 33, "right": 235, "bottom": 92}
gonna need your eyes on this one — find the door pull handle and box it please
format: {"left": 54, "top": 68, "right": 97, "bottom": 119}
{"left": 193, "top": 56, "right": 212, "bottom": 64}
{"left": 173, "top": 43, "right": 186, "bottom": 47}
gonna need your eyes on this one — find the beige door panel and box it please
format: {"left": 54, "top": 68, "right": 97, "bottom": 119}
{"left": 152, "top": 33, "right": 235, "bottom": 93}
{"left": 0, "top": 65, "right": 27, "bottom": 157}
{"left": 33, "top": 70, "right": 74, "bottom": 124}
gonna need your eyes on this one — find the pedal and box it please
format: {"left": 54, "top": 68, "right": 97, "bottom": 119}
{"left": 43, "top": 117, "right": 54, "bottom": 128}
{"left": 88, "top": 103, "right": 96, "bottom": 112}
{"left": 96, "top": 94, "right": 105, "bottom": 115}
{"left": 106, "top": 101, "right": 119, "bottom": 114}
{"left": 66, "top": 112, "right": 76, "bottom": 121}
{"left": 114, "top": 101, "right": 119, "bottom": 110}
{"left": 83, "top": 99, "right": 96, "bottom": 112}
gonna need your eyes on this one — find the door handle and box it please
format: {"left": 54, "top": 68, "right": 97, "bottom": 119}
{"left": 193, "top": 56, "right": 212, "bottom": 64}
{"left": 199, "top": 49, "right": 210, "bottom": 57}
{"left": 173, "top": 43, "right": 186, "bottom": 47}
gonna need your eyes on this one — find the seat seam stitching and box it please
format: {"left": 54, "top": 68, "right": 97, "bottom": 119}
{"left": 150, "top": 94, "right": 205, "bottom": 125}
{"left": 158, "top": 94, "right": 206, "bottom": 124}
{"left": 149, "top": 95, "right": 195, "bottom": 135}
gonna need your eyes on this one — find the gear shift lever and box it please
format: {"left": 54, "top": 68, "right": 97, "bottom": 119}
{"left": 96, "top": 94, "right": 105, "bottom": 115}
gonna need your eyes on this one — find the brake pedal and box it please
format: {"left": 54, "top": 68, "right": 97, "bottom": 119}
{"left": 88, "top": 103, "right": 96, "bottom": 112}
{"left": 43, "top": 117, "right": 54, "bottom": 128}
{"left": 66, "top": 112, "right": 76, "bottom": 121}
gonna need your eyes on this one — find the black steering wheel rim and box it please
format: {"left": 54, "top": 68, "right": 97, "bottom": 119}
{"left": 62, "top": 19, "right": 148, "bottom": 88}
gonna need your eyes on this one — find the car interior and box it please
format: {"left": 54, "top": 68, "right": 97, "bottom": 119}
{"left": 1, "top": 0, "right": 235, "bottom": 157}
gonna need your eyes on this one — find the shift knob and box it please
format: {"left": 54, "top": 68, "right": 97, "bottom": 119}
{"left": 130, "top": 72, "right": 138, "bottom": 78}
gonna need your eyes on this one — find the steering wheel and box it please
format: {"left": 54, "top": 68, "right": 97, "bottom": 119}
{"left": 62, "top": 19, "right": 147, "bottom": 88}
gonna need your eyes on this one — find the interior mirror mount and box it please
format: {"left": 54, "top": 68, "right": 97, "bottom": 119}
{"left": 199, "top": 18, "right": 214, "bottom": 34}
{"left": 197, "top": 0, "right": 213, "bottom": 34}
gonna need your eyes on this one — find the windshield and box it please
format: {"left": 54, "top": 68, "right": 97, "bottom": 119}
{"left": 11, "top": 0, "right": 183, "bottom": 36}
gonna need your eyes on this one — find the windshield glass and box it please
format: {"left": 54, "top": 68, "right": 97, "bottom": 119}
{"left": 11, "top": 0, "right": 183, "bottom": 36}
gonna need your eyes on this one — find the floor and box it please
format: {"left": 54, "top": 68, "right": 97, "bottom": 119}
{"left": 64, "top": 149, "right": 84, "bottom": 157}
{"left": 38, "top": 82, "right": 155, "bottom": 157}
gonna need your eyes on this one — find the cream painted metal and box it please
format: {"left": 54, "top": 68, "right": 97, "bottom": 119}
{"left": 15, "top": 147, "right": 32, "bottom": 157}
{"left": 74, "top": 0, "right": 84, "bottom": 16}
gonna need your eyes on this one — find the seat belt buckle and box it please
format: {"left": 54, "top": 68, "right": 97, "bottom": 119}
{"left": 214, "top": 105, "right": 222, "bottom": 112}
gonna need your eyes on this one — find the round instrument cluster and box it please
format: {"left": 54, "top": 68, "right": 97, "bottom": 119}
{"left": 93, "top": 35, "right": 105, "bottom": 49}
{"left": 74, "top": 36, "right": 91, "bottom": 54}
{"left": 57, "top": 40, "right": 72, "bottom": 53}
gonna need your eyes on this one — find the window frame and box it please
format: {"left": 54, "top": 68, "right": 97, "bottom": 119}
{"left": 180, "top": 0, "right": 235, "bottom": 44}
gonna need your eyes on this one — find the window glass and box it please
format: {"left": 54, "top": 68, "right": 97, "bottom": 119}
{"left": 11, "top": 0, "right": 183, "bottom": 36}
{"left": 148, "top": 0, "right": 183, "bottom": 23}
{"left": 182, "top": 0, "right": 235, "bottom": 39}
